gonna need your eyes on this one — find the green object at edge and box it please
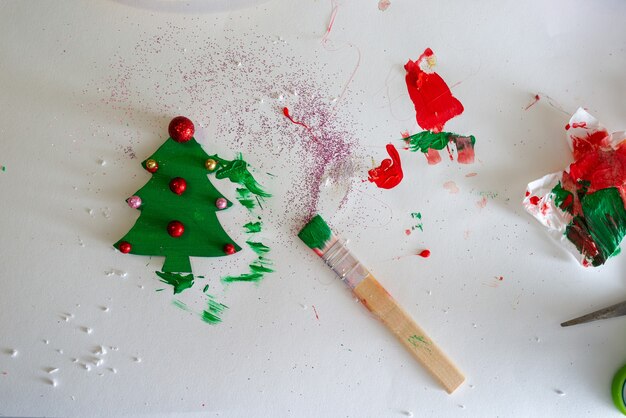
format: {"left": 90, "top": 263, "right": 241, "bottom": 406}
{"left": 613, "top": 364, "right": 626, "bottom": 415}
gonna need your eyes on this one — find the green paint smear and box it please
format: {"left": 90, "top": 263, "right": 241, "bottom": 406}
{"left": 298, "top": 214, "right": 332, "bottom": 250}
{"left": 551, "top": 182, "right": 574, "bottom": 213}
{"left": 222, "top": 272, "right": 264, "bottom": 283}
{"left": 581, "top": 187, "right": 626, "bottom": 265}
{"left": 203, "top": 284, "right": 209, "bottom": 293}
{"left": 408, "top": 335, "right": 432, "bottom": 352}
{"left": 114, "top": 138, "right": 242, "bottom": 273}
{"left": 244, "top": 221, "right": 262, "bottom": 233}
{"left": 155, "top": 271, "right": 195, "bottom": 294}
{"left": 172, "top": 299, "right": 189, "bottom": 311}
{"left": 201, "top": 296, "right": 228, "bottom": 324}
{"left": 246, "top": 241, "right": 270, "bottom": 255}
{"left": 209, "top": 154, "right": 271, "bottom": 198}
{"left": 406, "top": 131, "right": 476, "bottom": 153}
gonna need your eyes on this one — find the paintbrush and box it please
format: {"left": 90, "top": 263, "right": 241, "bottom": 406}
{"left": 298, "top": 214, "right": 464, "bottom": 394}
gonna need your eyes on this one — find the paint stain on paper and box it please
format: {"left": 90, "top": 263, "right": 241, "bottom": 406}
{"left": 368, "top": 144, "right": 403, "bottom": 189}
{"left": 378, "top": 0, "right": 391, "bottom": 11}
{"left": 524, "top": 94, "right": 541, "bottom": 110}
{"left": 443, "top": 181, "right": 459, "bottom": 194}
{"left": 418, "top": 249, "right": 431, "bottom": 258}
{"left": 155, "top": 272, "right": 194, "bottom": 295}
{"left": 408, "top": 335, "right": 432, "bottom": 353}
{"left": 476, "top": 196, "right": 488, "bottom": 209}
{"left": 405, "top": 131, "right": 476, "bottom": 165}
{"left": 410, "top": 212, "right": 423, "bottom": 231}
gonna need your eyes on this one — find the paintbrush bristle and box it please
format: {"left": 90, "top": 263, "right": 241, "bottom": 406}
{"left": 298, "top": 214, "right": 335, "bottom": 253}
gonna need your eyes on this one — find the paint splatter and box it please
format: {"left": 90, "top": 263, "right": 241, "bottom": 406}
{"left": 404, "top": 48, "right": 464, "bottom": 133}
{"left": 155, "top": 272, "right": 195, "bottom": 295}
{"left": 378, "top": 0, "right": 391, "bottom": 11}
{"left": 201, "top": 296, "right": 229, "bottom": 324}
{"left": 524, "top": 94, "right": 541, "bottom": 110}
{"left": 243, "top": 221, "right": 262, "bottom": 233}
{"left": 443, "top": 181, "right": 459, "bottom": 194}
{"left": 312, "top": 305, "right": 320, "bottom": 320}
{"left": 418, "top": 249, "right": 431, "bottom": 258}
{"left": 409, "top": 212, "right": 424, "bottom": 232}
{"left": 368, "top": 144, "right": 403, "bottom": 189}
{"left": 282, "top": 107, "right": 320, "bottom": 143}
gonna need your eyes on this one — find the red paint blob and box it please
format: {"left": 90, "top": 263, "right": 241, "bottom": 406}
{"left": 282, "top": 107, "right": 320, "bottom": 143}
{"left": 169, "top": 177, "right": 187, "bottom": 195}
{"left": 167, "top": 220, "right": 185, "bottom": 238}
{"left": 168, "top": 116, "right": 194, "bottom": 143}
{"left": 223, "top": 243, "right": 236, "bottom": 255}
{"left": 529, "top": 196, "right": 540, "bottom": 205}
{"left": 119, "top": 241, "right": 132, "bottom": 253}
{"left": 367, "top": 144, "right": 404, "bottom": 189}
{"left": 405, "top": 229, "right": 411, "bottom": 236}
{"left": 524, "top": 94, "right": 540, "bottom": 111}
{"left": 418, "top": 249, "right": 431, "bottom": 258}
{"left": 404, "top": 49, "right": 464, "bottom": 133}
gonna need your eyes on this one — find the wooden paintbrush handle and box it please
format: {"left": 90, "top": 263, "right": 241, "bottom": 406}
{"left": 352, "top": 275, "right": 464, "bottom": 393}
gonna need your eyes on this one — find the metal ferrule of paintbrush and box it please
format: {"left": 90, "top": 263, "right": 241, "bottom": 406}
{"left": 319, "top": 237, "right": 370, "bottom": 290}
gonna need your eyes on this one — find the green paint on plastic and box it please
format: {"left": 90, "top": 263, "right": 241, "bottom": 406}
{"left": 581, "top": 187, "right": 626, "bottom": 264}
{"left": 612, "top": 364, "right": 626, "bottom": 415}
{"left": 243, "top": 221, "right": 262, "bottom": 233}
{"left": 201, "top": 296, "right": 228, "bottom": 324}
{"left": 155, "top": 271, "right": 195, "bottom": 294}
{"left": 298, "top": 214, "right": 333, "bottom": 250}
{"left": 551, "top": 182, "right": 574, "bottom": 213}
{"left": 114, "top": 138, "right": 242, "bottom": 273}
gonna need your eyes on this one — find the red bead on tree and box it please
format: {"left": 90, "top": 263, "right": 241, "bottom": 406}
{"left": 223, "top": 243, "right": 236, "bottom": 255}
{"left": 119, "top": 241, "right": 132, "bottom": 253}
{"left": 168, "top": 116, "right": 194, "bottom": 143}
{"left": 169, "top": 177, "right": 187, "bottom": 195}
{"left": 167, "top": 221, "right": 185, "bottom": 238}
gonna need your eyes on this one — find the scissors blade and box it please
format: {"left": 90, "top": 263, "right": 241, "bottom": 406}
{"left": 561, "top": 300, "right": 626, "bottom": 327}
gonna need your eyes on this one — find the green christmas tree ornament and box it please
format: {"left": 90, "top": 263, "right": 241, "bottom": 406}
{"left": 114, "top": 116, "right": 241, "bottom": 273}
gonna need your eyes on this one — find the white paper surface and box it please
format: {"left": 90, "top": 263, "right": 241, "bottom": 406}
{"left": 0, "top": 1, "right": 625, "bottom": 417}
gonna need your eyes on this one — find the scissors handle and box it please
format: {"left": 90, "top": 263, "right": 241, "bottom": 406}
{"left": 614, "top": 364, "right": 626, "bottom": 415}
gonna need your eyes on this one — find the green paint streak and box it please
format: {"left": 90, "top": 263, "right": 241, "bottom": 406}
{"left": 408, "top": 335, "right": 432, "bottom": 353}
{"left": 222, "top": 272, "right": 264, "bottom": 283}
{"left": 209, "top": 154, "right": 271, "bottom": 198}
{"left": 114, "top": 138, "right": 242, "bottom": 272}
{"left": 201, "top": 296, "right": 228, "bottom": 324}
{"left": 246, "top": 241, "right": 270, "bottom": 255}
{"left": 172, "top": 299, "right": 190, "bottom": 311}
{"left": 243, "top": 221, "right": 262, "bottom": 233}
{"left": 581, "top": 187, "right": 626, "bottom": 264}
{"left": 298, "top": 214, "right": 332, "bottom": 250}
{"left": 155, "top": 271, "right": 195, "bottom": 294}
{"left": 405, "top": 131, "right": 476, "bottom": 154}
{"left": 551, "top": 182, "right": 574, "bottom": 213}
{"left": 203, "top": 284, "right": 209, "bottom": 292}
{"left": 249, "top": 263, "right": 274, "bottom": 273}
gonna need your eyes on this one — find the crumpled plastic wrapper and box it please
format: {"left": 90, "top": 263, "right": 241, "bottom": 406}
{"left": 523, "top": 108, "right": 626, "bottom": 266}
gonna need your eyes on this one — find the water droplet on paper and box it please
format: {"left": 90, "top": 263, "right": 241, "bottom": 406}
{"left": 109, "top": 367, "right": 117, "bottom": 374}
{"left": 133, "top": 357, "right": 142, "bottom": 363}
{"left": 555, "top": 389, "right": 565, "bottom": 396}
{"left": 105, "top": 269, "right": 127, "bottom": 278}
{"left": 98, "top": 159, "right": 106, "bottom": 166}
{"left": 56, "top": 349, "right": 64, "bottom": 354}
{"left": 82, "top": 327, "right": 93, "bottom": 334}
{"left": 94, "top": 345, "right": 107, "bottom": 355}
{"left": 48, "top": 368, "right": 59, "bottom": 374}
{"left": 49, "top": 378, "right": 58, "bottom": 387}
{"left": 10, "top": 349, "right": 18, "bottom": 358}
{"left": 401, "top": 411, "right": 413, "bottom": 417}
{"left": 43, "top": 339, "right": 49, "bottom": 345}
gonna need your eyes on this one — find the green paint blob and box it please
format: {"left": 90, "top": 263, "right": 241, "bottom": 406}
{"left": 243, "top": 221, "right": 262, "bottom": 233}
{"left": 209, "top": 154, "right": 271, "bottom": 198}
{"left": 551, "top": 182, "right": 574, "bottom": 213}
{"left": 201, "top": 297, "right": 228, "bottom": 324}
{"left": 155, "top": 271, "right": 195, "bottom": 294}
{"left": 114, "top": 138, "right": 242, "bottom": 273}
{"left": 581, "top": 187, "right": 626, "bottom": 264}
{"left": 246, "top": 241, "right": 270, "bottom": 255}
{"left": 298, "top": 214, "right": 332, "bottom": 250}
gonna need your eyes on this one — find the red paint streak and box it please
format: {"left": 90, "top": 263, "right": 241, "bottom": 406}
{"left": 524, "top": 94, "right": 540, "bottom": 110}
{"left": 566, "top": 121, "right": 587, "bottom": 130}
{"left": 400, "top": 130, "right": 410, "bottom": 139}
{"left": 368, "top": 144, "right": 404, "bottom": 189}
{"left": 282, "top": 107, "right": 320, "bottom": 143}
{"left": 466, "top": 172, "right": 478, "bottom": 177}
{"left": 321, "top": 0, "right": 339, "bottom": 44}
{"left": 445, "top": 144, "right": 454, "bottom": 160}
{"left": 425, "top": 148, "right": 442, "bottom": 165}
{"left": 405, "top": 229, "right": 411, "bottom": 235}
{"left": 529, "top": 196, "right": 540, "bottom": 205}
{"left": 312, "top": 305, "right": 320, "bottom": 320}
{"left": 418, "top": 249, "right": 431, "bottom": 258}
{"left": 404, "top": 49, "right": 464, "bottom": 133}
